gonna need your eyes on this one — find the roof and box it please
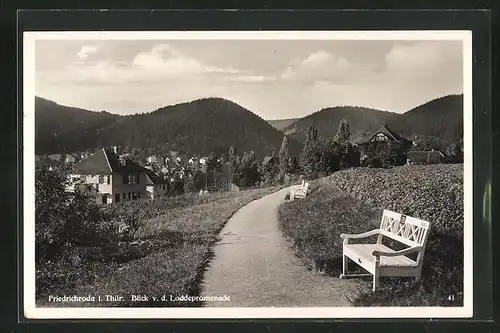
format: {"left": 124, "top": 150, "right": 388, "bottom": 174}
{"left": 356, "top": 124, "right": 411, "bottom": 145}
{"left": 262, "top": 156, "right": 278, "bottom": 166}
{"left": 72, "top": 148, "right": 145, "bottom": 174}
{"left": 145, "top": 168, "right": 169, "bottom": 185}
{"left": 408, "top": 150, "right": 444, "bottom": 162}
{"left": 47, "top": 154, "right": 63, "bottom": 162}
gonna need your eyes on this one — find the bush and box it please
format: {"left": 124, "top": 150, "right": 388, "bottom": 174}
{"left": 362, "top": 141, "right": 409, "bottom": 168}
{"left": 35, "top": 167, "right": 117, "bottom": 262}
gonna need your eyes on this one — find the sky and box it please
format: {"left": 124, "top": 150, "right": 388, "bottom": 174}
{"left": 34, "top": 38, "right": 464, "bottom": 119}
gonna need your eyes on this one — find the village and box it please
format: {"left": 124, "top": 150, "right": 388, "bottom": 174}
{"left": 35, "top": 124, "right": 455, "bottom": 206}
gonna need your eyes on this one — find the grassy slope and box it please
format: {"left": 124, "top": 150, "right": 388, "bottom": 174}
{"left": 278, "top": 165, "right": 463, "bottom": 306}
{"left": 36, "top": 186, "right": 281, "bottom": 307}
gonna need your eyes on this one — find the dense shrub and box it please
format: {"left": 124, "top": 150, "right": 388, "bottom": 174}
{"left": 327, "top": 164, "right": 463, "bottom": 235}
{"left": 362, "top": 141, "right": 409, "bottom": 168}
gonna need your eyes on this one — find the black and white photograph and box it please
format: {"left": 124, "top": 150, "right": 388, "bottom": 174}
{"left": 23, "top": 30, "right": 472, "bottom": 318}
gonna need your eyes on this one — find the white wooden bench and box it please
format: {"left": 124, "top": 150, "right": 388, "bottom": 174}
{"left": 339, "top": 209, "right": 431, "bottom": 291}
{"left": 290, "top": 181, "right": 309, "bottom": 200}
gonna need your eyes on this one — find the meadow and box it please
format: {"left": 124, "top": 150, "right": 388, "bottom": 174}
{"left": 36, "top": 186, "right": 281, "bottom": 307}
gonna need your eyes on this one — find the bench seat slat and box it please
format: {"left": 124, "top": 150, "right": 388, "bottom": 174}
{"left": 344, "top": 244, "right": 417, "bottom": 267}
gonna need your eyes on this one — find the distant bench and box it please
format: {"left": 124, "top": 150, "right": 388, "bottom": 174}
{"left": 290, "top": 180, "right": 309, "bottom": 200}
{"left": 340, "top": 209, "right": 431, "bottom": 291}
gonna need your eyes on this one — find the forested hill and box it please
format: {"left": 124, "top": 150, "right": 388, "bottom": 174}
{"left": 282, "top": 106, "right": 399, "bottom": 143}
{"left": 35, "top": 97, "right": 120, "bottom": 154}
{"left": 35, "top": 97, "right": 302, "bottom": 159}
{"left": 388, "top": 94, "right": 463, "bottom": 143}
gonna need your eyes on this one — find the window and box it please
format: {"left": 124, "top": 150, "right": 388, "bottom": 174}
{"left": 372, "top": 133, "right": 388, "bottom": 142}
{"left": 128, "top": 192, "right": 132, "bottom": 199}
{"left": 163, "top": 184, "right": 166, "bottom": 190}
{"left": 122, "top": 173, "right": 139, "bottom": 184}
{"left": 99, "top": 175, "right": 104, "bottom": 184}
{"left": 138, "top": 192, "right": 141, "bottom": 199}
{"left": 107, "top": 175, "right": 111, "bottom": 184}
{"left": 123, "top": 193, "right": 126, "bottom": 199}
{"left": 132, "top": 192, "right": 138, "bottom": 200}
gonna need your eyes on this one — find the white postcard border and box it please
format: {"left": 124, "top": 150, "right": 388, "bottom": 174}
{"left": 22, "top": 30, "right": 473, "bottom": 319}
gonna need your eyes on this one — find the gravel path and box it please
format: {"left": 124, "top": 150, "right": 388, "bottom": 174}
{"left": 201, "top": 186, "right": 361, "bottom": 307}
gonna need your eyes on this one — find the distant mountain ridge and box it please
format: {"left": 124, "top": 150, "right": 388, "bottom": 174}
{"left": 35, "top": 96, "right": 302, "bottom": 159}
{"left": 35, "top": 94, "right": 463, "bottom": 159}
{"left": 282, "top": 106, "right": 399, "bottom": 143}
{"left": 280, "top": 94, "right": 463, "bottom": 145}
{"left": 267, "top": 118, "right": 300, "bottom": 131}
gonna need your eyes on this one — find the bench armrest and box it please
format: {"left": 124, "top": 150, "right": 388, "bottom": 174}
{"left": 340, "top": 229, "right": 380, "bottom": 239}
{"left": 372, "top": 246, "right": 422, "bottom": 258}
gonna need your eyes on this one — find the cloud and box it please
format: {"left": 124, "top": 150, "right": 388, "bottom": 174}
{"left": 384, "top": 41, "right": 462, "bottom": 80}
{"left": 228, "top": 75, "right": 277, "bottom": 83}
{"left": 132, "top": 43, "right": 241, "bottom": 76}
{"left": 281, "top": 50, "right": 353, "bottom": 83}
{"left": 76, "top": 45, "right": 98, "bottom": 59}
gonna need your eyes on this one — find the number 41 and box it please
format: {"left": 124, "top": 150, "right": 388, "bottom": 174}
{"left": 448, "top": 295, "right": 455, "bottom": 301}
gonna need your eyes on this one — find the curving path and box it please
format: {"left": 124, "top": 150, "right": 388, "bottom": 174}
{"left": 201, "top": 186, "right": 361, "bottom": 307}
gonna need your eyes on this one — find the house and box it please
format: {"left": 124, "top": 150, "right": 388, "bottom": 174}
{"left": 145, "top": 168, "right": 169, "bottom": 199}
{"left": 147, "top": 155, "right": 158, "bottom": 164}
{"left": 407, "top": 150, "right": 445, "bottom": 165}
{"left": 69, "top": 148, "right": 147, "bottom": 204}
{"left": 47, "top": 154, "right": 63, "bottom": 163}
{"left": 355, "top": 124, "right": 413, "bottom": 147}
{"left": 64, "top": 154, "right": 79, "bottom": 164}
{"left": 262, "top": 156, "right": 279, "bottom": 167}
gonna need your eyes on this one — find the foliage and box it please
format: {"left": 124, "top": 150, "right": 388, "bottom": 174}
{"left": 239, "top": 151, "right": 261, "bottom": 188}
{"left": 334, "top": 118, "right": 351, "bottom": 145}
{"left": 411, "top": 136, "right": 446, "bottom": 152}
{"left": 444, "top": 137, "right": 464, "bottom": 163}
{"left": 278, "top": 136, "right": 290, "bottom": 180}
{"left": 35, "top": 167, "right": 117, "bottom": 262}
{"left": 300, "top": 123, "right": 360, "bottom": 179}
{"left": 362, "top": 141, "right": 408, "bottom": 168}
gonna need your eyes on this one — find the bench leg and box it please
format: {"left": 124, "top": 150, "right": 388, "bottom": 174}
{"left": 372, "top": 260, "right": 380, "bottom": 292}
{"left": 415, "top": 269, "right": 422, "bottom": 282}
{"left": 342, "top": 254, "right": 348, "bottom": 276}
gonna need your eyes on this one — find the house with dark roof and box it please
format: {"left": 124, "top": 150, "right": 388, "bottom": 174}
{"left": 407, "top": 150, "right": 445, "bottom": 165}
{"left": 145, "top": 168, "right": 169, "bottom": 199}
{"left": 354, "top": 125, "right": 413, "bottom": 165}
{"left": 355, "top": 124, "right": 413, "bottom": 147}
{"left": 69, "top": 148, "right": 147, "bottom": 204}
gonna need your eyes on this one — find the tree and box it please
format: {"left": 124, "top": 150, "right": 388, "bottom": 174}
{"left": 335, "top": 119, "right": 351, "bottom": 145}
{"left": 445, "top": 137, "right": 464, "bottom": 163}
{"left": 35, "top": 167, "right": 115, "bottom": 262}
{"left": 239, "top": 150, "right": 261, "bottom": 188}
{"left": 278, "top": 136, "right": 290, "bottom": 180}
{"left": 301, "top": 126, "right": 320, "bottom": 178}
{"left": 227, "top": 145, "right": 240, "bottom": 185}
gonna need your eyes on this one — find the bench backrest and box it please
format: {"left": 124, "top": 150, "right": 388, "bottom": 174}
{"left": 379, "top": 209, "right": 431, "bottom": 248}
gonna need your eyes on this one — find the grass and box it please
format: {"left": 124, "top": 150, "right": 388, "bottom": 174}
{"left": 36, "top": 186, "right": 281, "bottom": 307}
{"left": 278, "top": 164, "right": 463, "bottom": 307}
